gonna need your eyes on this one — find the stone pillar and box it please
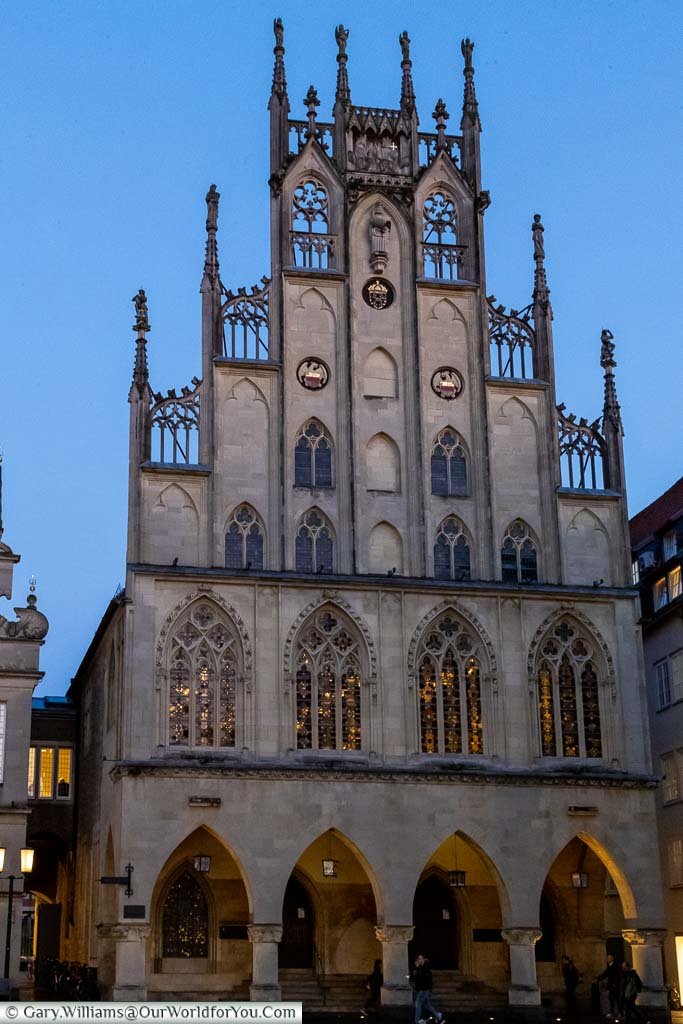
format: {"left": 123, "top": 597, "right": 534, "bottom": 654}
{"left": 502, "top": 928, "right": 542, "bottom": 1010}
{"left": 98, "top": 923, "right": 150, "bottom": 1001}
{"left": 623, "top": 929, "right": 668, "bottom": 1010}
{"left": 248, "top": 924, "right": 283, "bottom": 1001}
{"left": 375, "top": 925, "right": 414, "bottom": 1007}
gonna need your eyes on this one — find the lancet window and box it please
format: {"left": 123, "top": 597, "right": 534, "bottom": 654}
{"left": 431, "top": 429, "right": 468, "bottom": 496}
{"left": 294, "top": 607, "right": 363, "bottom": 751}
{"left": 434, "top": 517, "right": 471, "bottom": 581}
{"left": 535, "top": 619, "right": 603, "bottom": 758}
{"left": 557, "top": 405, "right": 606, "bottom": 489}
{"left": 295, "top": 510, "right": 334, "bottom": 574}
{"left": 291, "top": 179, "right": 334, "bottom": 269}
{"left": 488, "top": 302, "right": 536, "bottom": 380}
{"left": 225, "top": 505, "right": 264, "bottom": 570}
{"left": 416, "top": 612, "right": 485, "bottom": 755}
{"left": 151, "top": 381, "right": 200, "bottom": 464}
{"left": 294, "top": 421, "right": 333, "bottom": 489}
{"left": 221, "top": 280, "right": 270, "bottom": 360}
{"left": 167, "top": 602, "right": 240, "bottom": 749}
{"left": 501, "top": 520, "right": 538, "bottom": 583}
{"left": 162, "top": 871, "right": 209, "bottom": 959}
{"left": 422, "top": 192, "right": 464, "bottom": 280}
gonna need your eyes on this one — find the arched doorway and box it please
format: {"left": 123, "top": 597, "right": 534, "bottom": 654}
{"left": 535, "top": 888, "right": 556, "bottom": 962}
{"left": 279, "top": 877, "right": 314, "bottom": 968}
{"left": 410, "top": 875, "right": 458, "bottom": 969}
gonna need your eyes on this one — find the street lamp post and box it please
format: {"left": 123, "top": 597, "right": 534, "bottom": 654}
{"left": 0, "top": 848, "right": 34, "bottom": 981}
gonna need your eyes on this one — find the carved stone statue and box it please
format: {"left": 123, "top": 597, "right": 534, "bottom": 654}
{"left": 273, "top": 18, "right": 284, "bottom": 48}
{"left": 335, "top": 24, "right": 348, "bottom": 56}
{"left": 600, "top": 328, "right": 616, "bottom": 368}
{"left": 532, "top": 214, "right": 545, "bottom": 259}
{"left": 132, "top": 289, "right": 149, "bottom": 332}
{"left": 0, "top": 592, "right": 49, "bottom": 641}
{"left": 399, "top": 31, "right": 411, "bottom": 62}
{"left": 369, "top": 203, "right": 391, "bottom": 273}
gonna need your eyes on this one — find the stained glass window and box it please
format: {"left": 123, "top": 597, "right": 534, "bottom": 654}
{"left": 167, "top": 603, "right": 240, "bottom": 749}
{"left": 434, "top": 516, "right": 471, "bottom": 581}
{"left": 296, "top": 510, "right": 334, "bottom": 573}
{"left": 535, "top": 619, "right": 603, "bottom": 758}
{"left": 431, "top": 430, "right": 468, "bottom": 496}
{"left": 294, "top": 608, "right": 362, "bottom": 751}
{"left": 162, "top": 872, "right": 208, "bottom": 959}
{"left": 294, "top": 421, "right": 333, "bottom": 489}
{"left": 416, "top": 613, "right": 485, "bottom": 755}
{"left": 225, "top": 505, "right": 264, "bottom": 570}
{"left": 501, "top": 520, "right": 538, "bottom": 583}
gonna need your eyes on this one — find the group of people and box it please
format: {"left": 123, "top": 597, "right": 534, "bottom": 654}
{"left": 563, "top": 951, "right": 645, "bottom": 1023}
{"left": 362, "top": 953, "right": 443, "bottom": 1023}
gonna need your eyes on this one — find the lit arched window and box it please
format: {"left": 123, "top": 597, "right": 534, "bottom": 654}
{"left": 291, "top": 179, "right": 333, "bottom": 269}
{"left": 434, "top": 516, "right": 471, "bottom": 581}
{"left": 416, "top": 612, "right": 485, "bottom": 755}
{"left": 501, "top": 520, "right": 538, "bottom": 583}
{"left": 295, "top": 606, "right": 363, "bottom": 751}
{"left": 294, "top": 421, "right": 333, "bottom": 488}
{"left": 535, "top": 619, "right": 603, "bottom": 758}
{"left": 225, "top": 505, "right": 264, "bottom": 570}
{"left": 162, "top": 871, "right": 208, "bottom": 958}
{"left": 422, "top": 192, "right": 461, "bottom": 280}
{"left": 431, "top": 429, "right": 468, "bottom": 496}
{"left": 167, "top": 602, "right": 240, "bottom": 748}
{"left": 296, "top": 510, "right": 334, "bottom": 573}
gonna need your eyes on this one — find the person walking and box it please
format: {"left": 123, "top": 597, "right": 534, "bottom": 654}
{"left": 621, "top": 961, "right": 644, "bottom": 1024}
{"left": 361, "top": 959, "right": 383, "bottom": 1016}
{"left": 595, "top": 953, "right": 621, "bottom": 1017}
{"left": 410, "top": 953, "right": 443, "bottom": 1024}
{"left": 561, "top": 955, "right": 582, "bottom": 1013}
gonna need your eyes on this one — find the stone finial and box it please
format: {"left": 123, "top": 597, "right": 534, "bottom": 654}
{"left": 433, "top": 98, "right": 449, "bottom": 151}
{"left": 271, "top": 17, "right": 287, "bottom": 98}
{"left": 531, "top": 213, "right": 550, "bottom": 310}
{"left": 460, "top": 37, "right": 481, "bottom": 130}
{"left": 399, "top": 30, "right": 411, "bottom": 62}
{"left": 132, "top": 288, "right": 149, "bottom": 333}
{"left": 399, "top": 31, "right": 416, "bottom": 112}
{"left": 131, "top": 289, "right": 150, "bottom": 394}
{"left": 304, "top": 85, "right": 320, "bottom": 139}
{"left": 0, "top": 574, "right": 49, "bottom": 640}
{"left": 600, "top": 329, "right": 623, "bottom": 433}
{"left": 203, "top": 184, "right": 220, "bottom": 283}
{"left": 335, "top": 24, "right": 351, "bottom": 107}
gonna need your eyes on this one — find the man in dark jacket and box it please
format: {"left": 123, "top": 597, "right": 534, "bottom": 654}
{"left": 595, "top": 954, "right": 621, "bottom": 1016}
{"left": 410, "top": 954, "right": 443, "bottom": 1024}
{"left": 561, "top": 955, "right": 581, "bottom": 1012}
{"left": 621, "top": 961, "right": 644, "bottom": 1024}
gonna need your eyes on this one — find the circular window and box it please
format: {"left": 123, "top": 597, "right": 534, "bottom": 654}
{"left": 362, "top": 278, "right": 395, "bottom": 310}
{"left": 297, "top": 358, "right": 330, "bottom": 391}
{"left": 431, "top": 367, "right": 464, "bottom": 400}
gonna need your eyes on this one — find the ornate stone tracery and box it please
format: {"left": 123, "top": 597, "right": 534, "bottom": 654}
{"left": 221, "top": 278, "right": 270, "bottom": 361}
{"left": 150, "top": 379, "right": 201, "bottom": 465}
{"left": 487, "top": 297, "right": 536, "bottom": 380}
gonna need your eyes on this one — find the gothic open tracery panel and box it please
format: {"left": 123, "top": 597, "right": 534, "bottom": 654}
{"left": 161, "top": 871, "right": 209, "bottom": 958}
{"left": 534, "top": 618, "right": 604, "bottom": 759}
{"left": 416, "top": 611, "right": 485, "bottom": 756}
{"left": 294, "top": 420, "right": 333, "bottom": 489}
{"left": 501, "top": 520, "right": 538, "bottom": 583}
{"left": 434, "top": 516, "right": 471, "bottom": 581}
{"left": 421, "top": 191, "right": 466, "bottom": 281}
{"left": 221, "top": 278, "right": 270, "bottom": 360}
{"left": 291, "top": 179, "right": 335, "bottom": 269}
{"left": 151, "top": 380, "right": 201, "bottom": 464}
{"left": 225, "top": 505, "right": 264, "bottom": 570}
{"left": 487, "top": 299, "right": 536, "bottom": 380}
{"left": 294, "top": 606, "right": 364, "bottom": 751}
{"left": 557, "top": 404, "right": 607, "bottom": 490}
{"left": 166, "top": 601, "right": 241, "bottom": 749}
{"left": 431, "top": 429, "right": 468, "bottom": 496}
{"left": 295, "top": 509, "right": 334, "bottom": 573}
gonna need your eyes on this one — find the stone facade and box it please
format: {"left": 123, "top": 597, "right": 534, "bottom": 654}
{"left": 66, "top": 23, "right": 665, "bottom": 1016}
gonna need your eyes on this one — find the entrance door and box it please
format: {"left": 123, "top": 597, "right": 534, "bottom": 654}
{"left": 279, "top": 878, "right": 314, "bottom": 969}
{"left": 35, "top": 903, "right": 61, "bottom": 961}
{"left": 410, "top": 875, "right": 458, "bottom": 969}
{"left": 535, "top": 889, "right": 556, "bottom": 962}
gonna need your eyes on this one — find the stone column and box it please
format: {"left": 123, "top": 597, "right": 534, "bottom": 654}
{"left": 622, "top": 929, "right": 668, "bottom": 1010}
{"left": 375, "top": 925, "right": 414, "bottom": 1007}
{"left": 502, "top": 928, "right": 542, "bottom": 1009}
{"left": 248, "top": 924, "right": 283, "bottom": 1001}
{"left": 98, "top": 923, "right": 150, "bottom": 1001}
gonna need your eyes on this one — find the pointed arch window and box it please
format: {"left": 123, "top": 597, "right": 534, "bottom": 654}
{"left": 434, "top": 517, "right": 471, "bottom": 581}
{"left": 417, "top": 613, "right": 485, "bottom": 755}
{"left": 162, "top": 871, "right": 208, "bottom": 958}
{"left": 501, "top": 520, "right": 538, "bottom": 583}
{"left": 295, "top": 607, "right": 363, "bottom": 751}
{"left": 296, "top": 510, "right": 334, "bottom": 573}
{"left": 422, "top": 192, "right": 464, "bottom": 280}
{"left": 167, "top": 602, "right": 239, "bottom": 748}
{"left": 294, "top": 421, "right": 333, "bottom": 488}
{"left": 535, "top": 619, "right": 603, "bottom": 758}
{"left": 431, "top": 429, "right": 468, "bottom": 496}
{"left": 291, "top": 179, "right": 334, "bottom": 269}
{"left": 225, "top": 505, "right": 264, "bottom": 570}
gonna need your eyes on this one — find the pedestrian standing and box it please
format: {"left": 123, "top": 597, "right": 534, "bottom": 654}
{"left": 361, "top": 959, "right": 383, "bottom": 1016}
{"left": 621, "top": 961, "right": 644, "bottom": 1024}
{"left": 410, "top": 953, "right": 443, "bottom": 1024}
{"left": 561, "top": 955, "right": 581, "bottom": 1012}
{"left": 595, "top": 953, "right": 621, "bottom": 1017}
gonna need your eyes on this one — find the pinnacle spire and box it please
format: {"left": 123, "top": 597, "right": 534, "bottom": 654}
{"left": 399, "top": 31, "right": 416, "bottom": 113}
{"left": 335, "top": 25, "right": 351, "bottom": 107}
{"left": 531, "top": 214, "right": 551, "bottom": 310}
{"left": 601, "top": 329, "right": 623, "bottom": 433}
{"left": 460, "top": 38, "right": 481, "bottom": 130}
{"left": 203, "top": 184, "right": 220, "bottom": 284}
{"left": 131, "top": 289, "right": 150, "bottom": 394}
{"left": 271, "top": 17, "right": 287, "bottom": 99}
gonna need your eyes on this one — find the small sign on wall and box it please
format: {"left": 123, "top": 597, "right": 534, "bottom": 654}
{"left": 123, "top": 905, "right": 146, "bottom": 919}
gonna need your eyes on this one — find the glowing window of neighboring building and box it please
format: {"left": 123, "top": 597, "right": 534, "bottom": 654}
{"left": 38, "top": 748, "right": 54, "bottom": 799}
{"left": 56, "top": 749, "right": 72, "bottom": 799}
{"left": 668, "top": 566, "right": 682, "bottom": 602}
{"left": 27, "top": 747, "right": 36, "bottom": 799}
{"left": 653, "top": 577, "right": 668, "bottom": 610}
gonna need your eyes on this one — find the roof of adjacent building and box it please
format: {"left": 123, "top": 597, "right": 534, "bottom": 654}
{"left": 630, "top": 476, "right": 683, "bottom": 548}
{"left": 32, "top": 695, "right": 76, "bottom": 712}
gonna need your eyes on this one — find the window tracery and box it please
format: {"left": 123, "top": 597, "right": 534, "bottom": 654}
{"left": 291, "top": 180, "right": 334, "bottom": 269}
{"left": 535, "top": 619, "right": 603, "bottom": 758}
{"left": 416, "top": 612, "right": 484, "bottom": 755}
{"left": 221, "top": 279, "right": 270, "bottom": 360}
{"left": 295, "top": 510, "right": 334, "bottom": 574}
{"left": 487, "top": 299, "right": 536, "bottom": 380}
{"left": 294, "top": 607, "right": 363, "bottom": 751}
{"left": 167, "top": 602, "right": 239, "bottom": 748}
{"left": 431, "top": 429, "right": 468, "bottom": 496}
{"left": 422, "top": 192, "right": 465, "bottom": 280}
{"left": 434, "top": 516, "right": 471, "bottom": 581}
{"left": 557, "top": 404, "right": 607, "bottom": 490}
{"left": 501, "top": 520, "right": 538, "bottom": 583}
{"left": 151, "top": 380, "right": 201, "bottom": 464}
{"left": 294, "top": 421, "right": 333, "bottom": 489}
{"left": 225, "top": 505, "right": 264, "bottom": 570}
{"left": 162, "top": 871, "right": 209, "bottom": 958}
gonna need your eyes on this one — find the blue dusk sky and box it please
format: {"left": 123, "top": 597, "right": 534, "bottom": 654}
{"left": 1, "top": 1, "right": 681, "bottom": 694}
